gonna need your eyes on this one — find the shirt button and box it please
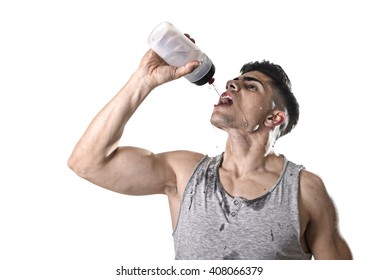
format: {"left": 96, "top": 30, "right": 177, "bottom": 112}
{"left": 231, "top": 212, "right": 236, "bottom": 217}
{"left": 234, "top": 200, "right": 239, "bottom": 205}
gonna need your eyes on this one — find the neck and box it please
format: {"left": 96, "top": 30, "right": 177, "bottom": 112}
{"left": 222, "top": 129, "right": 278, "bottom": 176}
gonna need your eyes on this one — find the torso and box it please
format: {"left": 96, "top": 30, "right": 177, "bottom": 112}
{"left": 218, "top": 155, "right": 310, "bottom": 254}
{"left": 167, "top": 151, "right": 311, "bottom": 256}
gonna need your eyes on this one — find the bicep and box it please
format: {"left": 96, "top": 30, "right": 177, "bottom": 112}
{"left": 87, "top": 146, "right": 176, "bottom": 195}
{"left": 301, "top": 171, "right": 352, "bottom": 260}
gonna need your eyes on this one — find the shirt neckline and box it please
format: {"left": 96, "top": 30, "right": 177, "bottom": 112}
{"left": 214, "top": 153, "right": 289, "bottom": 203}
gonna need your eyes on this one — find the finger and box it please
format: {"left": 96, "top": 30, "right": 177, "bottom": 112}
{"left": 176, "top": 60, "right": 200, "bottom": 78}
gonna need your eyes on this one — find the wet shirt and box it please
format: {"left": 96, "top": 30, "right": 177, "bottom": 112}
{"left": 173, "top": 154, "right": 312, "bottom": 260}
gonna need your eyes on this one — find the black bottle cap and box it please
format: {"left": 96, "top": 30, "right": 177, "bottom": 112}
{"left": 193, "top": 63, "right": 216, "bottom": 86}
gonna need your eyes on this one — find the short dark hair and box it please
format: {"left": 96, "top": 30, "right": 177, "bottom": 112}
{"left": 240, "top": 60, "right": 299, "bottom": 137}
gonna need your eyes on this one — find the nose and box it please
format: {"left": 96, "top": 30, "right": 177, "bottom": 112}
{"left": 226, "top": 79, "right": 239, "bottom": 91}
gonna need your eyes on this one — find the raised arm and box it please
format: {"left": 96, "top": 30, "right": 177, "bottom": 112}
{"left": 300, "top": 170, "right": 353, "bottom": 260}
{"left": 67, "top": 49, "right": 200, "bottom": 195}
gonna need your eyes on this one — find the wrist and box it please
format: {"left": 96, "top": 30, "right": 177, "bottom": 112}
{"left": 131, "top": 69, "right": 159, "bottom": 92}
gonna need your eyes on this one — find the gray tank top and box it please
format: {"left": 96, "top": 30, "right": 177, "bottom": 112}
{"left": 173, "top": 154, "right": 312, "bottom": 260}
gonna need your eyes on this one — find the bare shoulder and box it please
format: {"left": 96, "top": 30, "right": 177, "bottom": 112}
{"left": 163, "top": 150, "right": 205, "bottom": 193}
{"left": 299, "top": 169, "right": 336, "bottom": 228}
{"left": 163, "top": 150, "right": 205, "bottom": 167}
{"left": 299, "top": 169, "right": 329, "bottom": 208}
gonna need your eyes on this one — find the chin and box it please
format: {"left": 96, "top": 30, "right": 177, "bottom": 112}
{"left": 210, "top": 114, "right": 231, "bottom": 131}
{"left": 210, "top": 118, "right": 220, "bottom": 128}
{"left": 210, "top": 112, "right": 221, "bottom": 126}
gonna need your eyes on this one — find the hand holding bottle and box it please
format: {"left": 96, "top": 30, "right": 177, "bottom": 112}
{"left": 133, "top": 48, "right": 200, "bottom": 90}
{"left": 148, "top": 22, "right": 215, "bottom": 85}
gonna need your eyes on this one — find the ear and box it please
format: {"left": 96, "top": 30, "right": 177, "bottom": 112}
{"left": 264, "top": 110, "right": 287, "bottom": 128}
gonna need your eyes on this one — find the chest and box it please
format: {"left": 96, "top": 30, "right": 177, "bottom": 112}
{"left": 219, "top": 168, "right": 281, "bottom": 200}
{"left": 174, "top": 178, "right": 308, "bottom": 260}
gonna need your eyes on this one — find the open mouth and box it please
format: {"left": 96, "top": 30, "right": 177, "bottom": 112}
{"left": 217, "top": 95, "right": 233, "bottom": 106}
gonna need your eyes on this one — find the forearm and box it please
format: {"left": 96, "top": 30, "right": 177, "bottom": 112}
{"left": 68, "top": 72, "right": 153, "bottom": 175}
{"left": 68, "top": 48, "right": 198, "bottom": 178}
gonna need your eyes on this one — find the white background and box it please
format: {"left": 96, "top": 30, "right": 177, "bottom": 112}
{"left": 1, "top": 0, "right": 376, "bottom": 279}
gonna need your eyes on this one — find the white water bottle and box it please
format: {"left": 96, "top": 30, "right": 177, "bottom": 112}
{"left": 148, "top": 21, "right": 215, "bottom": 85}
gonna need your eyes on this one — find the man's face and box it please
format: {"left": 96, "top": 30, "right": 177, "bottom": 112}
{"left": 210, "top": 71, "right": 276, "bottom": 132}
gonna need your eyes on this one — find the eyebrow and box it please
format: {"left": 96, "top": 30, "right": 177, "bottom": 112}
{"left": 233, "top": 75, "right": 265, "bottom": 89}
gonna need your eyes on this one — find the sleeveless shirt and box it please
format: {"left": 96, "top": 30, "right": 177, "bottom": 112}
{"left": 173, "top": 154, "right": 312, "bottom": 260}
